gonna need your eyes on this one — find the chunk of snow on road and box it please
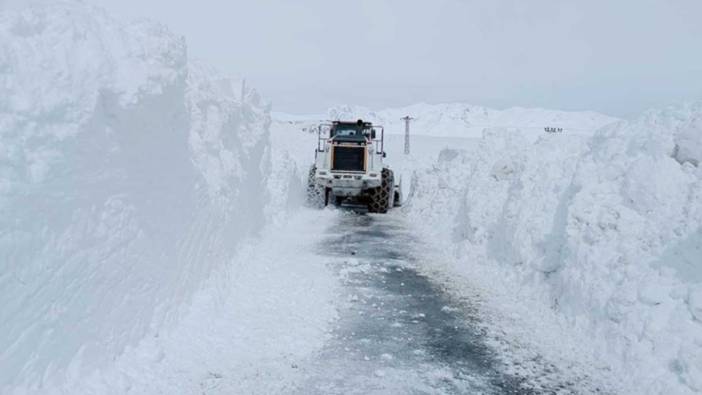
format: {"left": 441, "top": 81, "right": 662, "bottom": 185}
{"left": 441, "top": 305, "right": 459, "bottom": 313}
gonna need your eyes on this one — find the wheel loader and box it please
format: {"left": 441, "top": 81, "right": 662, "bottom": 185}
{"left": 307, "top": 119, "right": 401, "bottom": 213}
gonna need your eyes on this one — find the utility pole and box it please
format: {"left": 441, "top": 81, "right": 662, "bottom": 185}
{"left": 401, "top": 115, "right": 414, "bottom": 155}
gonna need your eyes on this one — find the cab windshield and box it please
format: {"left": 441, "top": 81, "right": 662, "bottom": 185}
{"left": 334, "top": 126, "right": 362, "bottom": 137}
{"left": 332, "top": 124, "right": 371, "bottom": 138}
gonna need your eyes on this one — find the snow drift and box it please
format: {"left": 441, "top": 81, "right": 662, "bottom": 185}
{"left": 0, "top": 3, "right": 271, "bottom": 391}
{"left": 406, "top": 103, "right": 702, "bottom": 393}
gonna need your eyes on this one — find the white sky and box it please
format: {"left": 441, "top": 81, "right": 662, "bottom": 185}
{"left": 7, "top": 0, "right": 702, "bottom": 116}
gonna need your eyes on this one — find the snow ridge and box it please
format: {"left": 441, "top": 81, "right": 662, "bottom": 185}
{"left": 406, "top": 102, "right": 702, "bottom": 394}
{"left": 0, "top": 3, "right": 271, "bottom": 392}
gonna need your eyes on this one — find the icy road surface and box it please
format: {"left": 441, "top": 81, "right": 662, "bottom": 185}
{"left": 295, "top": 212, "right": 578, "bottom": 394}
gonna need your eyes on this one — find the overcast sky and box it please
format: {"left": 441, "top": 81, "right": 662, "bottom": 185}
{"left": 7, "top": 0, "right": 702, "bottom": 116}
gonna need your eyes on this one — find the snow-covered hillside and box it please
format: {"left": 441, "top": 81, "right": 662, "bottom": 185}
{"left": 326, "top": 103, "right": 618, "bottom": 138}
{"left": 0, "top": 3, "right": 307, "bottom": 393}
{"left": 405, "top": 103, "right": 702, "bottom": 393}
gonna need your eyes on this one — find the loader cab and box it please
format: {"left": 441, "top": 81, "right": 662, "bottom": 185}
{"left": 315, "top": 119, "right": 385, "bottom": 162}
{"left": 330, "top": 120, "right": 374, "bottom": 143}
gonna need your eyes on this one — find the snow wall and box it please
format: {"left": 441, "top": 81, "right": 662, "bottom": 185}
{"left": 406, "top": 103, "right": 702, "bottom": 393}
{"left": 0, "top": 3, "right": 272, "bottom": 391}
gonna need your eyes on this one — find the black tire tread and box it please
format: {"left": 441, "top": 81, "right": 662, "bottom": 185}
{"left": 368, "top": 168, "right": 393, "bottom": 213}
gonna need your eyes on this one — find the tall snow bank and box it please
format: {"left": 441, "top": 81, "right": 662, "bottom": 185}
{"left": 407, "top": 103, "right": 702, "bottom": 393}
{"left": 0, "top": 3, "right": 270, "bottom": 392}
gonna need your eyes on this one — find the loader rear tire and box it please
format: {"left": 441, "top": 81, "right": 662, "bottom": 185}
{"left": 368, "top": 168, "right": 393, "bottom": 213}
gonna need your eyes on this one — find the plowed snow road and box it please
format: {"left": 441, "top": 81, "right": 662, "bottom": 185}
{"left": 293, "top": 212, "right": 579, "bottom": 394}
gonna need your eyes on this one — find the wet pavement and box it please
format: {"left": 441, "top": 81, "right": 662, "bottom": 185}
{"left": 295, "top": 212, "right": 551, "bottom": 394}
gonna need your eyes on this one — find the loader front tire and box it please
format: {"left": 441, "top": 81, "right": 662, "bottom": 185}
{"left": 368, "top": 168, "right": 393, "bottom": 213}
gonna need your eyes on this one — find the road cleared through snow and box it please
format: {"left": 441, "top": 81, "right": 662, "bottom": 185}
{"left": 294, "top": 211, "right": 580, "bottom": 394}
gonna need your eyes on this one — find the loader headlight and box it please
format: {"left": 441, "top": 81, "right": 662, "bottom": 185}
{"left": 369, "top": 173, "right": 378, "bottom": 178}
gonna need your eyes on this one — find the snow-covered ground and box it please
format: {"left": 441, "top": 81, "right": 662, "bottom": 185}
{"left": 65, "top": 210, "right": 338, "bottom": 394}
{"left": 2, "top": 2, "right": 701, "bottom": 394}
